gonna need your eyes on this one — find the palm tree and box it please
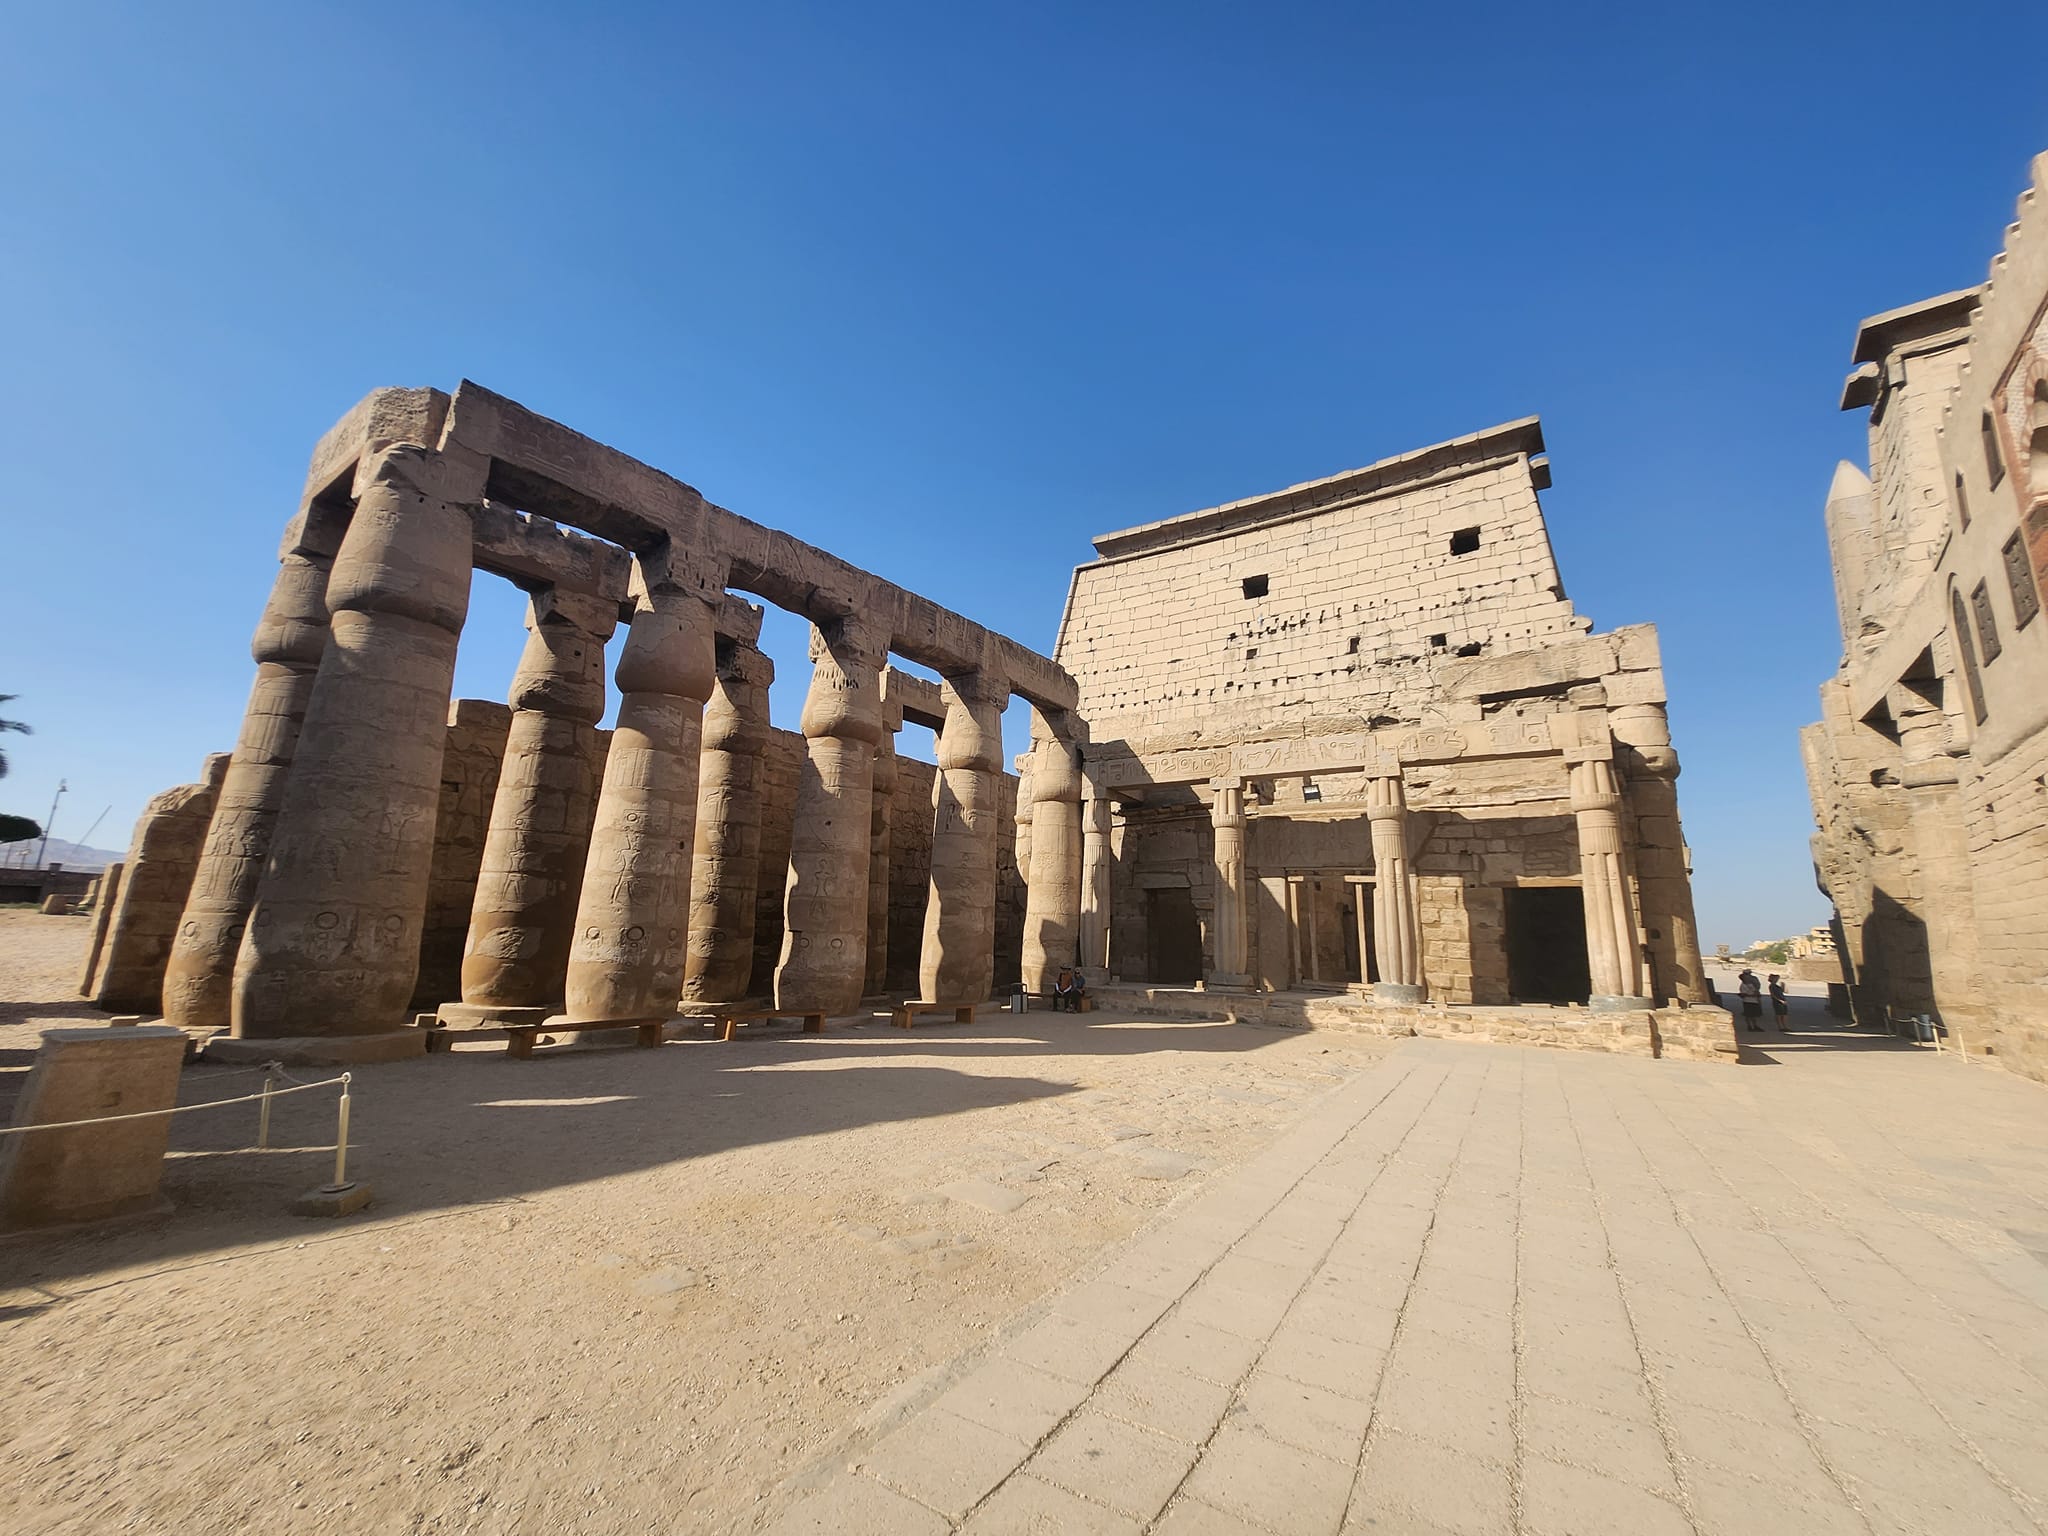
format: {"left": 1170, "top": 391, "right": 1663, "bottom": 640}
{"left": 0, "top": 695, "right": 28, "bottom": 780}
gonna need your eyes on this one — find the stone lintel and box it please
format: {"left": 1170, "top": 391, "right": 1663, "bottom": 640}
{"left": 296, "top": 386, "right": 452, "bottom": 517}
{"left": 470, "top": 500, "right": 632, "bottom": 605}
{"left": 884, "top": 668, "right": 946, "bottom": 732}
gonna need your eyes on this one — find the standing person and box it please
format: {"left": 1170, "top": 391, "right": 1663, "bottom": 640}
{"left": 1768, "top": 974, "right": 1789, "bottom": 1031}
{"left": 1737, "top": 968, "right": 1764, "bottom": 1032}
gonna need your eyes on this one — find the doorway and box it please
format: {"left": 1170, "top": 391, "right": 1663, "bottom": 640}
{"left": 1504, "top": 886, "right": 1591, "bottom": 1004}
{"left": 1146, "top": 887, "right": 1203, "bottom": 984}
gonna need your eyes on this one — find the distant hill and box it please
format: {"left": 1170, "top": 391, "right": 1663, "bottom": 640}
{"left": 0, "top": 836, "right": 123, "bottom": 872}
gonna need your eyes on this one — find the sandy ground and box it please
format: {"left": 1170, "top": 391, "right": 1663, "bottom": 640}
{"left": 0, "top": 909, "right": 1394, "bottom": 1535}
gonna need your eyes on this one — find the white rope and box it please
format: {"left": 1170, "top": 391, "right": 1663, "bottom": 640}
{"left": 0, "top": 1072, "right": 350, "bottom": 1137}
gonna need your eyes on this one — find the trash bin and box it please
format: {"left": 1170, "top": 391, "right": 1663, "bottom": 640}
{"left": 1009, "top": 986, "right": 1028, "bottom": 1015}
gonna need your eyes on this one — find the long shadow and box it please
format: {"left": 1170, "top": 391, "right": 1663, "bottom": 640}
{"left": 1, "top": 1010, "right": 1301, "bottom": 1287}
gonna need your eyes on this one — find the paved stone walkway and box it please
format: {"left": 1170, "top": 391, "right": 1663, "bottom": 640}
{"left": 763, "top": 1023, "right": 2048, "bottom": 1535}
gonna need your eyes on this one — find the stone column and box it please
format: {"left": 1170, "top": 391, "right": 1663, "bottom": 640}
{"left": 1208, "top": 779, "right": 1251, "bottom": 988}
{"left": 1367, "top": 774, "right": 1424, "bottom": 1003}
{"left": 77, "top": 860, "right": 124, "bottom": 998}
{"left": 446, "top": 590, "right": 616, "bottom": 1026}
{"left": 1020, "top": 723, "right": 1083, "bottom": 993}
{"left": 1081, "top": 794, "right": 1113, "bottom": 973}
{"left": 558, "top": 572, "right": 719, "bottom": 1026}
{"left": 683, "top": 639, "right": 775, "bottom": 1005}
{"left": 1890, "top": 679, "right": 1985, "bottom": 1042}
{"left": 162, "top": 537, "right": 337, "bottom": 1031}
{"left": 1612, "top": 703, "right": 1706, "bottom": 1004}
{"left": 920, "top": 672, "right": 1007, "bottom": 1005}
{"left": 776, "top": 616, "right": 888, "bottom": 1016}
{"left": 1569, "top": 749, "right": 1651, "bottom": 1010}
{"left": 865, "top": 687, "right": 905, "bottom": 998}
{"left": 1351, "top": 881, "right": 1372, "bottom": 987}
{"left": 231, "top": 446, "right": 478, "bottom": 1047}
{"left": 94, "top": 755, "right": 232, "bottom": 1014}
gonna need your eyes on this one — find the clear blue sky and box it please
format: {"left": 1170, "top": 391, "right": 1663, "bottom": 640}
{"left": 3, "top": 2, "right": 2044, "bottom": 950}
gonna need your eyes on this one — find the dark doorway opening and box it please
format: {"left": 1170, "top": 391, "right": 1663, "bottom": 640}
{"left": 1505, "top": 886, "right": 1591, "bottom": 1004}
{"left": 1147, "top": 887, "right": 1203, "bottom": 984}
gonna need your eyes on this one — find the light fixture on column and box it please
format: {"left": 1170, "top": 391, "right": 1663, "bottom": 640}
{"left": 1301, "top": 779, "right": 1322, "bottom": 803}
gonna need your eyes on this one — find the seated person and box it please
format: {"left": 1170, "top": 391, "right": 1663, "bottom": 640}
{"left": 1052, "top": 966, "right": 1086, "bottom": 1012}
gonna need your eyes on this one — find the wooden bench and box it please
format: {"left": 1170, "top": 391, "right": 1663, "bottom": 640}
{"left": 505, "top": 1020, "right": 665, "bottom": 1058}
{"left": 689, "top": 1007, "right": 827, "bottom": 1042}
{"left": 1021, "top": 991, "right": 1095, "bottom": 1013}
{"left": 892, "top": 1001, "right": 977, "bottom": 1029}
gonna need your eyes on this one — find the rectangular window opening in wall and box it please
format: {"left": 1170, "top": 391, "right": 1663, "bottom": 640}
{"left": 1954, "top": 472, "right": 1971, "bottom": 529}
{"left": 1449, "top": 526, "right": 1481, "bottom": 556}
{"left": 1244, "top": 647, "right": 1257, "bottom": 661}
{"left": 1428, "top": 633, "right": 1447, "bottom": 649}
{"left": 1971, "top": 580, "right": 2003, "bottom": 662}
{"left": 2004, "top": 532, "right": 2041, "bottom": 628}
{"left": 1983, "top": 412, "right": 2005, "bottom": 489}
{"left": 1241, "top": 574, "right": 1268, "bottom": 599}
{"left": 1347, "top": 635, "right": 1361, "bottom": 654}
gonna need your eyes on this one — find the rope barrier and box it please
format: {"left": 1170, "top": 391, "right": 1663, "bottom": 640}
{"left": 0, "top": 1072, "right": 350, "bottom": 1137}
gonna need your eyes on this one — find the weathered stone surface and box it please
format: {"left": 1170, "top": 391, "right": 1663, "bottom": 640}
{"left": 683, "top": 640, "right": 773, "bottom": 1004}
{"left": 95, "top": 754, "right": 230, "bottom": 1014}
{"left": 0, "top": 1026, "right": 188, "bottom": 1230}
{"left": 920, "top": 672, "right": 1006, "bottom": 1005}
{"left": 412, "top": 700, "right": 515, "bottom": 1012}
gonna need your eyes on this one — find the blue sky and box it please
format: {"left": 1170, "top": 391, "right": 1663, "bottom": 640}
{"left": 2, "top": 2, "right": 2044, "bottom": 949}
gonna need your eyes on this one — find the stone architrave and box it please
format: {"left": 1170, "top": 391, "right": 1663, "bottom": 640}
{"left": 1081, "top": 795, "right": 1113, "bottom": 972}
{"left": 231, "top": 445, "right": 479, "bottom": 1045}
{"left": 1367, "top": 774, "right": 1424, "bottom": 1003}
{"left": 559, "top": 574, "right": 719, "bottom": 1025}
{"left": 162, "top": 540, "right": 336, "bottom": 1032}
{"left": 94, "top": 755, "right": 231, "bottom": 1014}
{"left": 0, "top": 1026, "right": 189, "bottom": 1231}
{"left": 864, "top": 694, "right": 904, "bottom": 998}
{"left": 1612, "top": 703, "right": 1706, "bottom": 1003}
{"left": 920, "top": 671, "right": 1007, "bottom": 1006}
{"left": 776, "top": 616, "right": 887, "bottom": 1016}
{"left": 683, "top": 639, "right": 775, "bottom": 1005}
{"left": 77, "top": 860, "right": 124, "bottom": 998}
{"left": 1569, "top": 750, "right": 1651, "bottom": 1009}
{"left": 452, "top": 589, "right": 616, "bottom": 1024}
{"left": 1208, "top": 779, "right": 1251, "bottom": 987}
{"left": 1021, "top": 723, "right": 1083, "bottom": 993}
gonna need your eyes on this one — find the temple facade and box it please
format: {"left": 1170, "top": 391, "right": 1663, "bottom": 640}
{"left": 1804, "top": 152, "right": 2048, "bottom": 1084}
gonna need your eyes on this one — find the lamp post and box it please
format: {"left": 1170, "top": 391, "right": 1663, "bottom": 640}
{"left": 34, "top": 779, "right": 66, "bottom": 870}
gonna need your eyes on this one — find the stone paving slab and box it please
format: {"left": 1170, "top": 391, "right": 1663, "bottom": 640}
{"left": 760, "top": 1028, "right": 2048, "bottom": 1534}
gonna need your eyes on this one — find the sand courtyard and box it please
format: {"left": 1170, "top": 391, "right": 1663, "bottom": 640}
{"left": 5, "top": 910, "right": 2048, "bottom": 1535}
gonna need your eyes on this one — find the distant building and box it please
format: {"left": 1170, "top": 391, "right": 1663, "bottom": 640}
{"left": 1804, "top": 151, "right": 2048, "bottom": 1083}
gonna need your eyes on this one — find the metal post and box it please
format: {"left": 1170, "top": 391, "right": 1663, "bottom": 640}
{"left": 331, "top": 1073, "right": 353, "bottom": 1189}
{"left": 256, "top": 1065, "right": 276, "bottom": 1149}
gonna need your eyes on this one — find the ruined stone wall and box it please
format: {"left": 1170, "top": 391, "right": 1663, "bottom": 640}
{"left": 1865, "top": 332, "right": 1970, "bottom": 624}
{"left": 1059, "top": 446, "right": 1587, "bottom": 745}
{"left": 410, "top": 700, "right": 512, "bottom": 1011}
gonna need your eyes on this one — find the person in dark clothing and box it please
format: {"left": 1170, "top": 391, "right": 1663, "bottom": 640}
{"left": 1737, "top": 969, "right": 1764, "bottom": 1032}
{"left": 1052, "top": 967, "right": 1085, "bottom": 1012}
{"left": 1768, "top": 974, "right": 1789, "bottom": 1031}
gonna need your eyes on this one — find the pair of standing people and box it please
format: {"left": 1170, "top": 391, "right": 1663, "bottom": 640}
{"left": 1736, "top": 968, "right": 1789, "bottom": 1032}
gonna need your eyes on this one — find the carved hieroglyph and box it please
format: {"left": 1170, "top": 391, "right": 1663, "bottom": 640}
{"left": 94, "top": 755, "right": 231, "bottom": 1014}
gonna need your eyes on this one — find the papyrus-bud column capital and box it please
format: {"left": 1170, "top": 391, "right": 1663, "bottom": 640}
{"left": 684, "top": 639, "right": 775, "bottom": 1005}
{"left": 453, "top": 588, "right": 616, "bottom": 1024}
{"left": 1570, "top": 750, "right": 1650, "bottom": 1009}
{"left": 560, "top": 571, "right": 719, "bottom": 1025}
{"left": 1021, "top": 717, "right": 1084, "bottom": 994}
{"left": 776, "top": 615, "right": 888, "bottom": 1015}
{"left": 1208, "top": 779, "right": 1251, "bottom": 988}
{"left": 1367, "top": 773, "right": 1424, "bottom": 1003}
{"left": 920, "top": 670, "right": 1008, "bottom": 1006}
{"left": 163, "top": 526, "right": 338, "bottom": 1031}
{"left": 231, "top": 445, "right": 480, "bottom": 1042}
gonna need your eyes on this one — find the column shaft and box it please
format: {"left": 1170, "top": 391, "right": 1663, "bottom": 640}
{"left": 864, "top": 726, "right": 898, "bottom": 996}
{"left": 1208, "top": 781, "right": 1250, "bottom": 984}
{"left": 1611, "top": 704, "right": 1706, "bottom": 1003}
{"left": 231, "top": 446, "right": 476, "bottom": 1040}
{"left": 1368, "top": 775, "right": 1424, "bottom": 1001}
{"left": 456, "top": 590, "right": 613, "bottom": 1018}
{"left": 1020, "top": 729, "right": 1083, "bottom": 993}
{"left": 561, "top": 581, "right": 717, "bottom": 1024}
{"left": 1570, "top": 754, "right": 1649, "bottom": 1007}
{"left": 920, "top": 674, "right": 1006, "bottom": 1005}
{"left": 1081, "top": 796, "right": 1113, "bottom": 972}
{"left": 776, "top": 618, "right": 887, "bottom": 1015}
{"left": 683, "top": 642, "right": 774, "bottom": 1004}
{"left": 162, "top": 547, "right": 333, "bottom": 1030}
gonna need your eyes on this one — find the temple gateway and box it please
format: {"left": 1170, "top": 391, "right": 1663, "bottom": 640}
{"left": 82, "top": 385, "right": 1733, "bottom": 1063}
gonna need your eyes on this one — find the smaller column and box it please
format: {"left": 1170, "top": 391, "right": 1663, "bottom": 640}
{"left": 558, "top": 571, "right": 719, "bottom": 1026}
{"left": 776, "top": 615, "right": 888, "bottom": 1016}
{"left": 1611, "top": 704, "right": 1705, "bottom": 1004}
{"left": 1367, "top": 774, "right": 1424, "bottom": 1003}
{"left": 865, "top": 689, "right": 905, "bottom": 997}
{"left": 448, "top": 590, "right": 615, "bottom": 1027}
{"left": 1350, "top": 876, "right": 1372, "bottom": 988}
{"left": 683, "top": 639, "right": 776, "bottom": 1005}
{"left": 1020, "top": 719, "right": 1083, "bottom": 994}
{"left": 920, "top": 671, "right": 1007, "bottom": 1005}
{"left": 1080, "top": 794, "right": 1113, "bottom": 973}
{"left": 1207, "top": 779, "right": 1251, "bottom": 988}
{"left": 1569, "top": 749, "right": 1651, "bottom": 1010}
{"left": 94, "top": 755, "right": 232, "bottom": 1014}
